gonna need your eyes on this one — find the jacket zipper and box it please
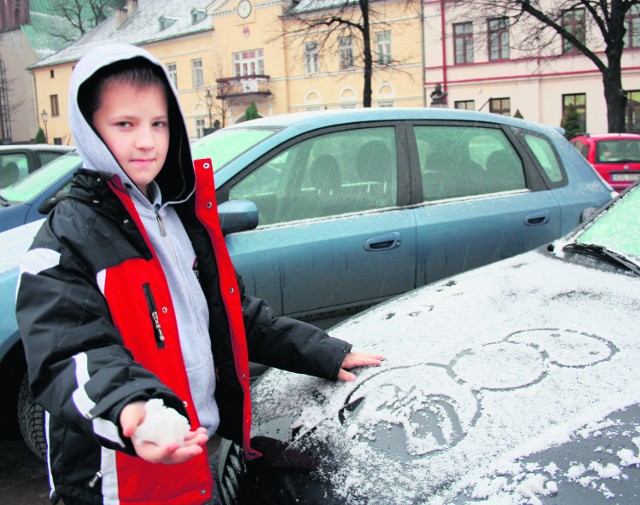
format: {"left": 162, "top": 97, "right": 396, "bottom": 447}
{"left": 143, "top": 283, "right": 165, "bottom": 348}
{"left": 88, "top": 471, "right": 103, "bottom": 488}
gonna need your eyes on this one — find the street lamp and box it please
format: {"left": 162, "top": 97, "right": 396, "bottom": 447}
{"left": 205, "top": 89, "right": 213, "bottom": 128}
{"left": 40, "top": 109, "right": 48, "bottom": 143}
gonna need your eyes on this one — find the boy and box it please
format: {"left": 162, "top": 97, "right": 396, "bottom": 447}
{"left": 16, "top": 43, "right": 382, "bottom": 505}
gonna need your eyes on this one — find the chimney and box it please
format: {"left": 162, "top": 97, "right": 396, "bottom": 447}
{"left": 115, "top": 0, "right": 138, "bottom": 28}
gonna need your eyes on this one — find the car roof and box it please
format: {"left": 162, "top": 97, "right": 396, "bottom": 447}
{"left": 0, "top": 144, "right": 74, "bottom": 152}
{"left": 572, "top": 133, "right": 640, "bottom": 140}
{"left": 226, "top": 107, "right": 560, "bottom": 136}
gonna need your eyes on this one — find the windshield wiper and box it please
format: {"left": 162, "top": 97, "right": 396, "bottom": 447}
{"left": 563, "top": 243, "right": 640, "bottom": 276}
{"left": 0, "top": 194, "right": 9, "bottom": 207}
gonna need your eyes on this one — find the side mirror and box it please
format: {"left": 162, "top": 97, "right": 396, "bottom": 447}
{"left": 38, "top": 188, "right": 69, "bottom": 214}
{"left": 218, "top": 200, "right": 259, "bottom": 235}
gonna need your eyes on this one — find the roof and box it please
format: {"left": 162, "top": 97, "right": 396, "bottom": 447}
{"left": 30, "top": 0, "right": 213, "bottom": 69}
{"left": 21, "top": 11, "right": 81, "bottom": 60}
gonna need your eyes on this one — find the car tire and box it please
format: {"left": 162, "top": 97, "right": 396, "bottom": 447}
{"left": 17, "top": 373, "right": 47, "bottom": 461}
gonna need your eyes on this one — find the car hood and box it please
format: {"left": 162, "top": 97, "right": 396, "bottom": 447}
{"left": 248, "top": 247, "right": 640, "bottom": 504}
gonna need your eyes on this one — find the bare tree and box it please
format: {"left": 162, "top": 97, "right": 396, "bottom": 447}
{"left": 48, "top": 0, "right": 123, "bottom": 43}
{"left": 281, "top": 0, "right": 419, "bottom": 108}
{"left": 451, "top": 0, "right": 640, "bottom": 132}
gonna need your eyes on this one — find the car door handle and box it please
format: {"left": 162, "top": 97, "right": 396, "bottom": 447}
{"left": 525, "top": 210, "right": 550, "bottom": 226}
{"left": 363, "top": 232, "right": 402, "bottom": 251}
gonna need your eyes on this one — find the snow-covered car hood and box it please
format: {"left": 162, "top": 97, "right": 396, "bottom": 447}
{"left": 247, "top": 244, "right": 640, "bottom": 504}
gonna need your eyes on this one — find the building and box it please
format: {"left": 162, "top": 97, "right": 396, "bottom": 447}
{"left": 29, "top": 0, "right": 214, "bottom": 145}
{"left": 27, "top": 0, "right": 640, "bottom": 144}
{"left": 423, "top": 0, "right": 640, "bottom": 133}
{"left": 0, "top": 0, "right": 93, "bottom": 143}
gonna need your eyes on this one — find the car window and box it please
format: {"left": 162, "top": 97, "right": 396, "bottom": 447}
{"left": 575, "top": 184, "right": 640, "bottom": 260}
{"left": 597, "top": 139, "right": 640, "bottom": 163}
{"left": 191, "top": 126, "right": 278, "bottom": 170}
{"left": 571, "top": 140, "right": 589, "bottom": 159}
{"left": 415, "top": 125, "right": 526, "bottom": 201}
{"left": 0, "top": 154, "right": 80, "bottom": 203}
{"left": 37, "top": 151, "right": 64, "bottom": 169}
{"left": 228, "top": 126, "right": 398, "bottom": 225}
{"left": 523, "top": 133, "right": 563, "bottom": 183}
{"left": 0, "top": 153, "right": 29, "bottom": 188}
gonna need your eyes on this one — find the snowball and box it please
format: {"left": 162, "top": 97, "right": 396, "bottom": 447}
{"left": 133, "top": 399, "right": 190, "bottom": 447}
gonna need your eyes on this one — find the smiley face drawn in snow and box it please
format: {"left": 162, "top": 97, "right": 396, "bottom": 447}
{"left": 340, "top": 329, "right": 618, "bottom": 460}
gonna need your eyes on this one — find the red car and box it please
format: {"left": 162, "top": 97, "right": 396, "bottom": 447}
{"left": 570, "top": 133, "right": 640, "bottom": 192}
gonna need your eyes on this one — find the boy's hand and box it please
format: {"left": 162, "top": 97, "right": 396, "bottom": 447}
{"left": 120, "top": 401, "right": 209, "bottom": 464}
{"left": 337, "top": 351, "right": 384, "bottom": 382}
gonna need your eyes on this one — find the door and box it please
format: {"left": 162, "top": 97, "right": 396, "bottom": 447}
{"left": 223, "top": 125, "right": 416, "bottom": 321}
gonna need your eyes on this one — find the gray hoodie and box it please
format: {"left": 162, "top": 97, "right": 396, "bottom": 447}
{"left": 68, "top": 43, "right": 219, "bottom": 434}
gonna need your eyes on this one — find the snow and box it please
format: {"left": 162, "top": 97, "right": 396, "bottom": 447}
{"left": 133, "top": 399, "right": 190, "bottom": 447}
{"left": 250, "top": 245, "right": 640, "bottom": 503}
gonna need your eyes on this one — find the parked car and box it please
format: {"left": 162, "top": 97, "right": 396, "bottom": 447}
{"left": 0, "top": 108, "right": 614, "bottom": 458}
{"left": 0, "top": 144, "right": 74, "bottom": 189}
{"left": 217, "top": 182, "right": 640, "bottom": 505}
{"left": 0, "top": 151, "right": 81, "bottom": 233}
{"left": 570, "top": 133, "right": 640, "bottom": 192}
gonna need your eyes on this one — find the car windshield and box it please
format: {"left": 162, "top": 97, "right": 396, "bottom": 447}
{"left": 0, "top": 153, "right": 80, "bottom": 204}
{"left": 595, "top": 139, "right": 640, "bottom": 163}
{"left": 191, "top": 126, "right": 278, "bottom": 170}
{"left": 563, "top": 183, "right": 640, "bottom": 270}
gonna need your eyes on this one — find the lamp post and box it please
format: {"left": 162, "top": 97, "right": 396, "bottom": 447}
{"left": 205, "top": 89, "right": 213, "bottom": 128}
{"left": 40, "top": 109, "right": 48, "bottom": 143}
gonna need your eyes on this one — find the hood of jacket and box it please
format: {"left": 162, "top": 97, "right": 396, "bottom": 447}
{"left": 68, "top": 43, "right": 195, "bottom": 204}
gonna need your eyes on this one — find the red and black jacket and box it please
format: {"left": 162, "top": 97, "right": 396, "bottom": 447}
{"left": 16, "top": 160, "right": 351, "bottom": 505}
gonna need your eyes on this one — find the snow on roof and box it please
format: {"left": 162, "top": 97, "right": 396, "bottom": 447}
{"left": 31, "top": 0, "right": 213, "bottom": 69}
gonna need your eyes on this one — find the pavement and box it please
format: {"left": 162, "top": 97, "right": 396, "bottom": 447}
{"left": 0, "top": 438, "right": 50, "bottom": 504}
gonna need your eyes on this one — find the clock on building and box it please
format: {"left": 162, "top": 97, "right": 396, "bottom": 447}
{"left": 237, "top": 0, "right": 252, "bottom": 18}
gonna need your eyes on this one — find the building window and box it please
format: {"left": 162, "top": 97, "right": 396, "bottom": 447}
{"left": 625, "top": 90, "right": 640, "bottom": 132}
{"left": 489, "top": 97, "right": 510, "bottom": 116}
{"left": 50, "top": 95, "right": 59, "bottom": 117}
{"left": 455, "top": 100, "right": 475, "bottom": 110}
{"left": 191, "top": 8, "right": 206, "bottom": 25}
{"left": 561, "top": 8, "right": 585, "bottom": 54}
{"left": 488, "top": 17, "right": 509, "bottom": 61}
{"left": 304, "top": 42, "right": 319, "bottom": 74}
{"left": 50, "top": 70, "right": 55, "bottom": 78}
{"left": 376, "top": 30, "right": 392, "bottom": 65}
{"left": 453, "top": 22, "right": 474, "bottom": 64}
{"left": 233, "top": 49, "right": 265, "bottom": 76}
{"left": 563, "top": 93, "right": 586, "bottom": 131}
{"left": 167, "top": 63, "right": 178, "bottom": 89}
{"left": 625, "top": 6, "right": 640, "bottom": 48}
{"left": 159, "top": 16, "right": 177, "bottom": 31}
{"left": 195, "top": 118, "right": 206, "bottom": 138}
{"left": 339, "top": 36, "right": 354, "bottom": 70}
{"left": 192, "top": 59, "right": 204, "bottom": 88}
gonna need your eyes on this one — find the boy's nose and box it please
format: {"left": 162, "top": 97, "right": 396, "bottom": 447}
{"left": 135, "top": 127, "right": 155, "bottom": 149}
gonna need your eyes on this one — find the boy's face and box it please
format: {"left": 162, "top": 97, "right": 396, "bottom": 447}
{"left": 92, "top": 81, "right": 169, "bottom": 198}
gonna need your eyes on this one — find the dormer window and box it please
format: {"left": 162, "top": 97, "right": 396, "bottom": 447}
{"left": 159, "top": 16, "right": 177, "bottom": 31}
{"left": 191, "top": 8, "right": 206, "bottom": 24}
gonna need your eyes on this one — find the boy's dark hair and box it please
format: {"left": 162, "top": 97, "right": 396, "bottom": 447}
{"left": 78, "top": 57, "right": 171, "bottom": 124}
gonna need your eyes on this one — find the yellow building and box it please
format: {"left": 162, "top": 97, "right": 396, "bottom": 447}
{"left": 30, "top": 0, "right": 216, "bottom": 145}
{"left": 207, "top": 0, "right": 424, "bottom": 123}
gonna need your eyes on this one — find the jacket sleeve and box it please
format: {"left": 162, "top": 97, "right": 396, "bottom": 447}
{"left": 16, "top": 219, "right": 185, "bottom": 454}
{"left": 238, "top": 276, "right": 352, "bottom": 380}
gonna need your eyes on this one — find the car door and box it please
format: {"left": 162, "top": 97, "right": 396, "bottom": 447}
{"left": 410, "top": 122, "right": 562, "bottom": 286}
{"left": 222, "top": 124, "right": 416, "bottom": 323}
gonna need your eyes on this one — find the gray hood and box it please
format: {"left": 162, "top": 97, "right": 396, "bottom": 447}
{"left": 69, "top": 43, "right": 195, "bottom": 204}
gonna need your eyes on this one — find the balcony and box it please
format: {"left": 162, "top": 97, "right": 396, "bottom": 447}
{"left": 216, "top": 75, "right": 272, "bottom": 100}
